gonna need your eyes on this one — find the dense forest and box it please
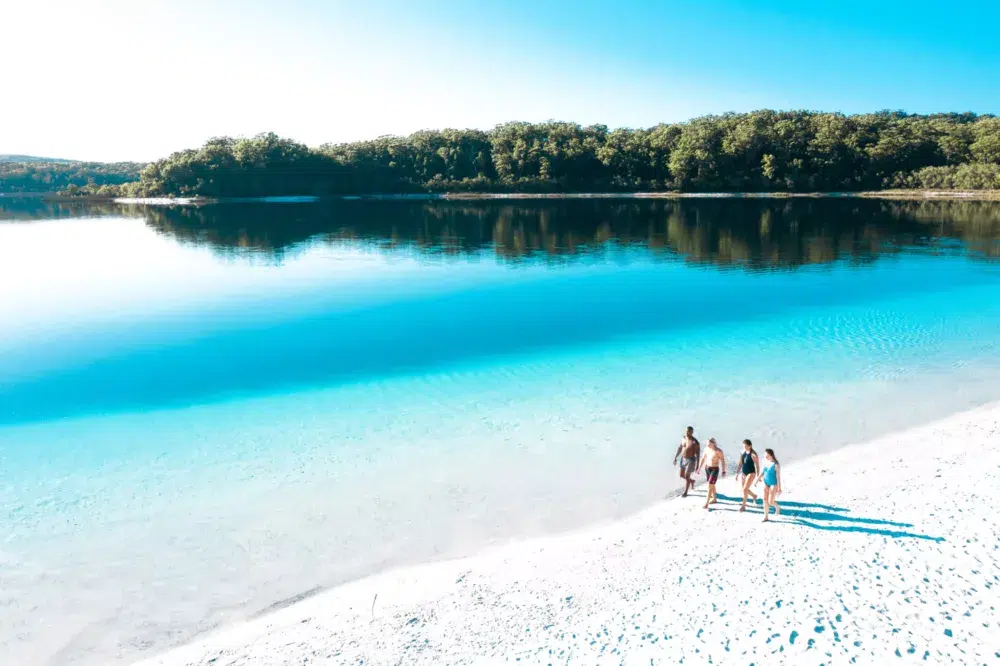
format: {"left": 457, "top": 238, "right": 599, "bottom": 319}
{"left": 2, "top": 111, "right": 999, "bottom": 197}
{"left": 0, "top": 161, "right": 143, "bottom": 194}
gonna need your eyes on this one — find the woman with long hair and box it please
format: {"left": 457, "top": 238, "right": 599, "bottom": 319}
{"left": 736, "top": 439, "right": 760, "bottom": 512}
{"left": 756, "top": 448, "right": 782, "bottom": 522}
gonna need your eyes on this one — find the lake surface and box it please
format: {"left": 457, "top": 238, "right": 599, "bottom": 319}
{"left": 2, "top": 198, "right": 999, "bottom": 665}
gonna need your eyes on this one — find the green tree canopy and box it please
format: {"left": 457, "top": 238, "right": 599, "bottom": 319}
{"left": 8, "top": 111, "right": 997, "bottom": 198}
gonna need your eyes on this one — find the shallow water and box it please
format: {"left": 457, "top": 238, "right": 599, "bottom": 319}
{"left": 1, "top": 198, "right": 999, "bottom": 665}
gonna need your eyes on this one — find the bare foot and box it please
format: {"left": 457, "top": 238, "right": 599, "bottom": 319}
{"left": 774, "top": 505, "right": 781, "bottom": 515}
{"left": 703, "top": 503, "right": 709, "bottom": 509}
{"left": 710, "top": 499, "right": 719, "bottom": 504}
{"left": 762, "top": 517, "right": 769, "bottom": 522}
{"left": 739, "top": 505, "right": 746, "bottom": 512}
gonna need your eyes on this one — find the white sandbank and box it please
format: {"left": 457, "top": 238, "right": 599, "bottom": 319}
{"left": 114, "top": 197, "right": 201, "bottom": 205}
{"left": 134, "top": 403, "right": 1000, "bottom": 666}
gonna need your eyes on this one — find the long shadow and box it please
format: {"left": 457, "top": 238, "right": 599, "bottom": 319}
{"left": 781, "top": 508, "right": 913, "bottom": 528}
{"left": 714, "top": 493, "right": 848, "bottom": 512}
{"left": 791, "top": 519, "right": 945, "bottom": 542}
{"left": 710, "top": 505, "right": 944, "bottom": 542}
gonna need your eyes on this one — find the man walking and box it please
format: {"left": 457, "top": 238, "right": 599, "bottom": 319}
{"left": 673, "top": 426, "right": 700, "bottom": 497}
{"left": 698, "top": 438, "right": 726, "bottom": 509}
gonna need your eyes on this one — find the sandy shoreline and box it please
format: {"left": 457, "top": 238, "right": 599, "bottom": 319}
{"left": 132, "top": 402, "right": 1000, "bottom": 666}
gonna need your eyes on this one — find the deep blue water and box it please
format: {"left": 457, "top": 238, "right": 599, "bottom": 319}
{"left": 0, "top": 198, "right": 998, "bottom": 666}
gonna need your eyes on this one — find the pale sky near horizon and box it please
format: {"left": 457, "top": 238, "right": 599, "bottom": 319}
{"left": 4, "top": 0, "right": 999, "bottom": 162}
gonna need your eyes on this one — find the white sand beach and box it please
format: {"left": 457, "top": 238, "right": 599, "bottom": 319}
{"left": 130, "top": 402, "right": 1000, "bottom": 666}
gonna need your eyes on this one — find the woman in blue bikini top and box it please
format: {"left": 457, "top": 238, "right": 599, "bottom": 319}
{"left": 757, "top": 448, "right": 782, "bottom": 522}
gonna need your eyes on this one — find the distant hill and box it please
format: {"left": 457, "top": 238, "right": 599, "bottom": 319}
{"left": 0, "top": 159, "right": 144, "bottom": 194}
{"left": 0, "top": 154, "right": 73, "bottom": 164}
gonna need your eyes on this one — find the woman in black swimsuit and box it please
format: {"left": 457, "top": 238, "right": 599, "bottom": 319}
{"left": 736, "top": 439, "right": 760, "bottom": 512}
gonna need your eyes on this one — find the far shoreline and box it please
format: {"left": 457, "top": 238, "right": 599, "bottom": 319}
{"left": 111, "top": 190, "right": 1000, "bottom": 205}
{"left": 4, "top": 190, "right": 999, "bottom": 206}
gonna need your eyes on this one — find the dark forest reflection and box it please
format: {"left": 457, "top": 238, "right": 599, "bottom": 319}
{"left": 3, "top": 198, "right": 999, "bottom": 267}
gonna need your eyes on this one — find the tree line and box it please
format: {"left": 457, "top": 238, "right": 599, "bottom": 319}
{"left": 2, "top": 111, "right": 998, "bottom": 197}
{"left": 0, "top": 161, "right": 143, "bottom": 195}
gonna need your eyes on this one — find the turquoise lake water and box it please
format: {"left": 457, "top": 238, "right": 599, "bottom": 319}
{"left": 1, "top": 198, "right": 999, "bottom": 665}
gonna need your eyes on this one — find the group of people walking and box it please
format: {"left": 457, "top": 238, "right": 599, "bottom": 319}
{"left": 672, "top": 426, "right": 783, "bottom": 521}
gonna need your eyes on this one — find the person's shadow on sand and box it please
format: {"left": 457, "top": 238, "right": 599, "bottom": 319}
{"left": 710, "top": 493, "right": 945, "bottom": 542}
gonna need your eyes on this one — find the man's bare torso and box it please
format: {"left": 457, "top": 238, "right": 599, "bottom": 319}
{"left": 681, "top": 435, "right": 700, "bottom": 459}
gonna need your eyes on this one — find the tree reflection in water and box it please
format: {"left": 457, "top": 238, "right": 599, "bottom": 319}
{"left": 2, "top": 198, "right": 998, "bottom": 266}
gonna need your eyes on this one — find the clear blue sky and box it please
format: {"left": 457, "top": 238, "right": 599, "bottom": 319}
{"left": 4, "top": 0, "right": 998, "bottom": 162}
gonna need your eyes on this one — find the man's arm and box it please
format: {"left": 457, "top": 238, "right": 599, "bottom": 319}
{"left": 673, "top": 442, "right": 683, "bottom": 464}
{"left": 721, "top": 450, "right": 727, "bottom": 476}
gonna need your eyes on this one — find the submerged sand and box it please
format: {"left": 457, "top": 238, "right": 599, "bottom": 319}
{"left": 132, "top": 402, "right": 1000, "bottom": 665}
